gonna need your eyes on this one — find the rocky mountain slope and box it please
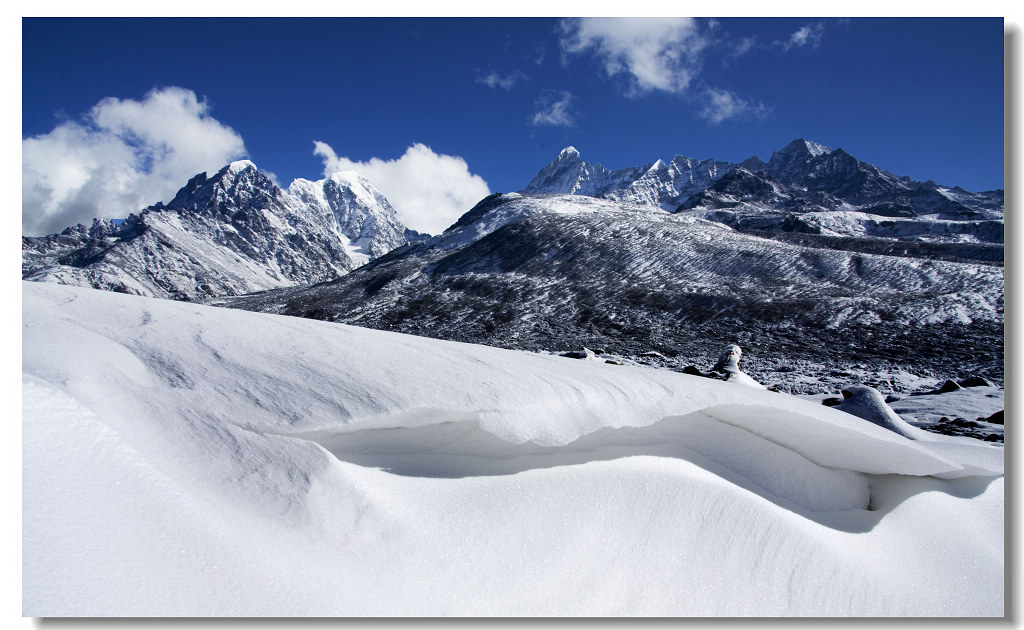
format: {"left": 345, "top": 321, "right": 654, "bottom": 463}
{"left": 214, "top": 192, "right": 1004, "bottom": 392}
{"left": 22, "top": 161, "right": 408, "bottom": 300}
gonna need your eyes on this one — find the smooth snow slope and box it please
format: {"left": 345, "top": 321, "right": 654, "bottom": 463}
{"left": 22, "top": 282, "right": 1003, "bottom": 616}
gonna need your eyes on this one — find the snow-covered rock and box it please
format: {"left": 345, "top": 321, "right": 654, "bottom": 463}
{"left": 710, "top": 344, "right": 765, "bottom": 389}
{"left": 22, "top": 281, "right": 1004, "bottom": 616}
{"left": 22, "top": 162, "right": 409, "bottom": 300}
{"left": 834, "top": 385, "right": 921, "bottom": 439}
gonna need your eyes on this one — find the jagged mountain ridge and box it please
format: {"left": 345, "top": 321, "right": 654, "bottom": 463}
{"left": 22, "top": 161, "right": 409, "bottom": 300}
{"left": 214, "top": 192, "right": 1004, "bottom": 391}
{"left": 522, "top": 146, "right": 734, "bottom": 212}
{"left": 524, "top": 139, "right": 1004, "bottom": 244}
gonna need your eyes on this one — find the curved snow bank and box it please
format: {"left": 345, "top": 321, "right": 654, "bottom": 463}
{"left": 291, "top": 410, "right": 872, "bottom": 513}
{"left": 22, "top": 282, "right": 1003, "bottom": 616}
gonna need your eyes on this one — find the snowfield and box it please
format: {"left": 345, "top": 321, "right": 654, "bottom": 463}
{"left": 22, "top": 282, "right": 1003, "bottom": 616}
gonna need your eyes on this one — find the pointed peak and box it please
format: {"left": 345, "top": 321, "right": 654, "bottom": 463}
{"left": 229, "top": 158, "right": 257, "bottom": 169}
{"left": 780, "top": 138, "right": 831, "bottom": 157}
{"left": 211, "top": 160, "right": 264, "bottom": 186}
{"left": 558, "top": 146, "right": 581, "bottom": 160}
{"left": 223, "top": 159, "right": 258, "bottom": 174}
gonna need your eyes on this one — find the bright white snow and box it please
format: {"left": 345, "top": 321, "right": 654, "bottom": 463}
{"left": 22, "top": 282, "right": 1003, "bottom": 616}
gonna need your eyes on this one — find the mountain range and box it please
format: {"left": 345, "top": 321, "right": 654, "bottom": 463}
{"left": 22, "top": 161, "right": 409, "bottom": 300}
{"left": 525, "top": 139, "right": 1003, "bottom": 244}
{"left": 22, "top": 139, "right": 1004, "bottom": 390}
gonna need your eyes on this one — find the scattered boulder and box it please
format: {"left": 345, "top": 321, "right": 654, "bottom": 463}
{"left": 834, "top": 385, "right": 919, "bottom": 439}
{"left": 936, "top": 380, "right": 963, "bottom": 394}
{"left": 958, "top": 376, "right": 993, "bottom": 388}
{"left": 561, "top": 347, "right": 596, "bottom": 360}
{"left": 984, "top": 410, "right": 1004, "bottom": 425}
{"left": 884, "top": 394, "right": 902, "bottom": 403}
{"left": 822, "top": 397, "right": 843, "bottom": 407}
{"left": 712, "top": 344, "right": 743, "bottom": 373}
{"left": 709, "top": 344, "right": 766, "bottom": 389}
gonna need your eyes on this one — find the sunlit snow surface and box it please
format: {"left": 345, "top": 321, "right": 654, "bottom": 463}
{"left": 22, "top": 282, "right": 1003, "bottom": 617}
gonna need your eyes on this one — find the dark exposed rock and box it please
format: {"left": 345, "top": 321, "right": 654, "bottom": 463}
{"left": 937, "top": 380, "right": 964, "bottom": 394}
{"left": 958, "top": 376, "right": 994, "bottom": 388}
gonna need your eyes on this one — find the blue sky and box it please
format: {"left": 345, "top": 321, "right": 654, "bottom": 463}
{"left": 22, "top": 17, "right": 1006, "bottom": 235}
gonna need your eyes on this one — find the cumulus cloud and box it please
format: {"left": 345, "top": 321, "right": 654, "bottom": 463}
{"left": 531, "top": 91, "right": 574, "bottom": 127}
{"left": 559, "top": 17, "right": 707, "bottom": 96}
{"left": 314, "top": 142, "right": 491, "bottom": 235}
{"left": 476, "top": 69, "right": 528, "bottom": 90}
{"left": 781, "top": 22, "right": 826, "bottom": 52}
{"left": 23, "top": 87, "right": 247, "bottom": 236}
{"left": 699, "top": 88, "right": 770, "bottom": 124}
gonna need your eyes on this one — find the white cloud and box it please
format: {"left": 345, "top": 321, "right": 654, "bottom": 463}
{"left": 782, "top": 22, "right": 826, "bottom": 52}
{"left": 23, "top": 87, "right": 247, "bottom": 236}
{"left": 314, "top": 142, "right": 491, "bottom": 235}
{"left": 731, "top": 36, "right": 757, "bottom": 59}
{"left": 477, "top": 69, "right": 528, "bottom": 90}
{"left": 699, "top": 88, "right": 770, "bottom": 125}
{"left": 531, "top": 91, "right": 574, "bottom": 127}
{"left": 559, "top": 17, "right": 707, "bottom": 96}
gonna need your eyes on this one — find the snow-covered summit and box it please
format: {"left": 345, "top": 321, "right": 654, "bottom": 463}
{"left": 521, "top": 147, "right": 649, "bottom": 197}
{"left": 225, "top": 158, "right": 258, "bottom": 173}
{"left": 774, "top": 137, "right": 832, "bottom": 159}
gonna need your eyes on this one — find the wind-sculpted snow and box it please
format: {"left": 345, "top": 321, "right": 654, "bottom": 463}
{"left": 22, "top": 162, "right": 408, "bottom": 300}
{"left": 23, "top": 282, "right": 1003, "bottom": 616}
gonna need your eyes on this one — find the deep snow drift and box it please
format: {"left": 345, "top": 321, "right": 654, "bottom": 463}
{"left": 22, "top": 282, "right": 1003, "bottom": 616}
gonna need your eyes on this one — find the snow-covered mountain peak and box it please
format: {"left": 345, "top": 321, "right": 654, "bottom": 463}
{"left": 558, "top": 146, "right": 581, "bottom": 160}
{"left": 225, "top": 159, "right": 258, "bottom": 174}
{"left": 767, "top": 138, "right": 833, "bottom": 174}
{"left": 776, "top": 138, "right": 833, "bottom": 158}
